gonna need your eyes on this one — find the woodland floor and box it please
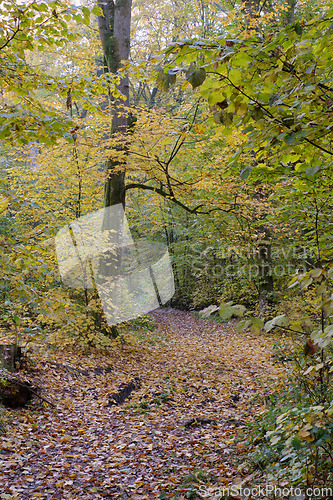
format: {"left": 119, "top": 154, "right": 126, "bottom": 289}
{"left": 0, "top": 309, "right": 285, "bottom": 500}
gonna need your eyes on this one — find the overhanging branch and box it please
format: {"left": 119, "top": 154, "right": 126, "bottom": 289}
{"left": 0, "top": 25, "right": 20, "bottom": 51}
{"left": 125, "top": 182, "right": 241, "bottom": 216}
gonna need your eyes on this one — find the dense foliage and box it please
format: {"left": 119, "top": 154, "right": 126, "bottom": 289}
{"left": 0, "top": 0, "right": 333, "bottom": 496}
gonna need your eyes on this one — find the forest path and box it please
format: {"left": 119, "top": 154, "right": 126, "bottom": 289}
{"left": 0, "top": 309, "right": 284, "bottom": 499}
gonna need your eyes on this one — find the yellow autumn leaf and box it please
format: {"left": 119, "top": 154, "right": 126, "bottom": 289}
{"left": 0, "top": 195, "right": 10, "bottom": 215}
{"left": 193, "top": 124, "right": 207, "bottom": 134}
{"left": 297, "top": 429, "right": 313, "bottom": 441}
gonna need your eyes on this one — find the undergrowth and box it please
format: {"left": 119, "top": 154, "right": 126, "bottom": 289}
{"left": 241, "top": 353, "right": 333, "bottom": 496}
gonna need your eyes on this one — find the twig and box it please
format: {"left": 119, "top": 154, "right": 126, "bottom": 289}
{"left": 29, "top": 387, "right": 56, "bottom": 408}
{"left": 0, "top": 371, "right": 56, "bottom": 408}
{"left": 0, "top": 26, "right": 20, "bottom": 51}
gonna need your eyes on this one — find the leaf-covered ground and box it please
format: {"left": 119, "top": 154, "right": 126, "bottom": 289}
{"left": 0, "top": 309, "right": 285, "bottom": 499}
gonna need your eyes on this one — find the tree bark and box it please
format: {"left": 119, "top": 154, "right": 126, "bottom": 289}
{"left": 243, "top": 0, "right": 260, "bottom": 28}
{"left": 97, "top": 0, "right": 132, "bottom": 209}
{"left": 0, "top": 344, "right": 21, "bottom": 372}
{"left": 257, "top": 228, "right": 273, "bottom": 317}
{"left": 282, "top": 0, "right": 296, "bottom": 25}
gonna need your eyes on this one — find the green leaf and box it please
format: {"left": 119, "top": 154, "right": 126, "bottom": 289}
{"left": 264, "top": 319, "right": 275, "bottom": 332}
{"left": 208, "top": 92, "right": 220, "bottom": 106}
{"left": 235, "top": 101, "right": 247, "bottom": 116}
{"left": 273, "top": 315, "right": 290, "bottom": 328}
{"left": 228, "top": 68, "right": 242, "bottom": 85}
{"left": 291, "top": 437, "right": 302, "bottom": 450}
{"left": 240, "top": 166, "right": 251, "bottom": 179}
{"left": 294, "top": 21, "right": 303, "bottom": 36}
{"left": 236, "top": 319, "right": 251, "bottom": 332}
{"left": 220, "top": 112, "right": 233, "bottom": 126}
{"left": 310, "top": 268, "right": 323, "bottom": 278}
{"left": 288, "top": 275, "right": 300, "bottom": 288}
{"left": 233, "top": 52, "right": 252, "bottom": 68}
{"left": 251, "top": 317, "right": 264, "bottom": 328}
{"left": 251, "top": 107, "right": 264, "bottom": 121}
{"left": 13, "top": 314, "right": 21, "bottom": 325}
{"left": 285, "top": 134, "right": 296, "bottom": 144}
{"left": 81, "top": 6, "right": 90, "bottom": 18}
{"left": 250, "top": 325, "right": 260, "bottom": 335}
{"left": 91, "top": 5, "right": 103, "bottom": 16}
{"left": 232, "top": 304, "right": 247, "bottom": 317}
{"left": 265, "top": 315, "right": 289, "bottom": 332}
{"left": 299, "top": 276, "right": 313, "bottom": 290}
{"left": 156, "top": 69, "right": 176, "bottom": 91}
{"left": 219, "top": 305, "right": 235, "bottom": 320}
{"left": 242, "top": 126, "right": 255, "bottom": 133}
{"left": 306, "top": 165, "right": 321, "bottom": 177}
{"left": 36, "top": 3, "right": 48, "bottom": 12}
{"left": 186, "top": 65, "right": 206, "bottom": 89}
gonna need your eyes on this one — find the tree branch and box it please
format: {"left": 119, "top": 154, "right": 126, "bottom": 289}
{"left": 217, "top": 73, "right": 333, "bottom": 157}
{"left": 0, "top": 25, "right": 20, "bottom": 51}
{"left": 125, "top": 182, "right": 242, "bottom": 215}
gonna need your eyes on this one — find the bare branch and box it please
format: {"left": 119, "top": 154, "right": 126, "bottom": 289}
{"left": 0, "top": 25, "right": 20, "bottom": 51}
{"left": 125, "top": 182, "right": 242, "bottom": 216}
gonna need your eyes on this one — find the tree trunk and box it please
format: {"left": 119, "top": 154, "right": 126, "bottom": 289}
{"left": 257, "top": 233, "right": 273, "bottom": 317}
{"left": 243, "top": 0, "right": 296, "bottom": 28}
{"left": 243, "top": 0, "right": 260, "bottom": 28}
{"left": 95, "top": 1, "right": 132, "bottom": 336}
{"left": 282, "top": 0, "right": 296, "bottom": 25}
{"left": 97, "top": 0, "right": 132, "bottom": 209}
{"left": 0, "top": 344, "right": 21, "bottom": 372}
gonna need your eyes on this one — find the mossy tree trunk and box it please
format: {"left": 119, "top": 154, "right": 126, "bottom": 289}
{"left": 97, "top": 0, "right": 132, "bottom": 210}
{"left": 96, "top": 1, "right": 132, "bottom": 338}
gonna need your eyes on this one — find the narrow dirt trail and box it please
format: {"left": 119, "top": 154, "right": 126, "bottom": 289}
{"left": 0, "top": 310, "right": 284, "bottom": 499}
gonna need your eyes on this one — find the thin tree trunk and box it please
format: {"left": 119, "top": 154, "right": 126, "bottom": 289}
{"left": 282, "top": 0, "right": 296, "bottom": 25}
{"left": 257, "top": 226, "right": 273, "bottom": 316}
{"left": 243, "top": 0, "right": 260, "bottom": 28}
